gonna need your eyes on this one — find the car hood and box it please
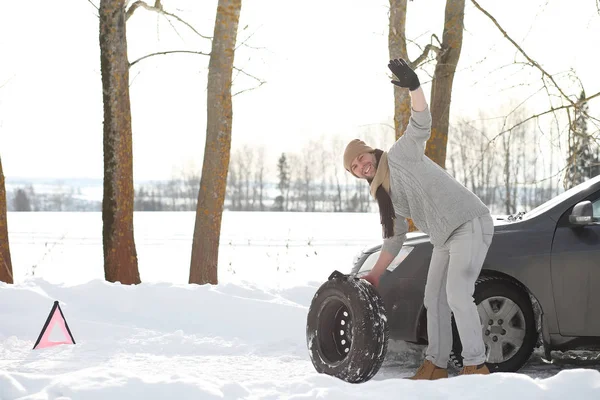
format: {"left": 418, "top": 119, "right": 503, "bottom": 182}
{"left": 364, "top": 214, "right": 519, "bottom": 251}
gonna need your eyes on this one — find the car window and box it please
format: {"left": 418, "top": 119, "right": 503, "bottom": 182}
{"left": 593, "top": 198, "right": 600, "bottom": 217}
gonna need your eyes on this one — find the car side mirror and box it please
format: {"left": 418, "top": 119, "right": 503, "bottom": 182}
{"left": 569, "top": 200, "right": 597, "bottom": 225}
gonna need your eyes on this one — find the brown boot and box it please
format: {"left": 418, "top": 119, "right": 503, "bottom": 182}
{"left": 460, "top": 363, "right": 490, "bottom": 375}
{"left": 407, "top": 360, "right": 448, "bottom": 380}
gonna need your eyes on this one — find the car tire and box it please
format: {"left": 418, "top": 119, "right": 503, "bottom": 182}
{"left": 450, "top": 276, "right": 538, "bottom": 372}
{"left": 306, "top": 271, "right": 389, "bottom": 383}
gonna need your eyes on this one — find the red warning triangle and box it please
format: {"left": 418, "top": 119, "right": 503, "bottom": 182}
{"left": 33, "top": 301, "right": 76, "bottom": 349}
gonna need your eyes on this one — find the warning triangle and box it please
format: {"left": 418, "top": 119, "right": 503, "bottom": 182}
{"left": 47, "top": 320, "right": 65, "bottom": 342}
{"left": 33, "top": 301, "right": 76, "bottom": 350}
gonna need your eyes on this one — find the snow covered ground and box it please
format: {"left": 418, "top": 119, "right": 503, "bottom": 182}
{"left": 2, "top": 212, "right": 600, "bottom": 399}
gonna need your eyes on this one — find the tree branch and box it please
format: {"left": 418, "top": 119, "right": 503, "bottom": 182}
{"left": 87, "top": 0, "right": 98, "bottom": 11}
{"left": 412, "top": 43, "right": 441, "bottom": 68}
{"left": 539, "top": 75, "right": 563, "bottom": 145}
{"left": 126, "top": 1, "right": 211, "bottom": 40}
{"left": 233, "top": 66, "right": 265, "bottom": 85}
{"left": 0, "top": 76, "right": 14, "bottom": 89}
{"left": 471, "top": 0, "right": 575, "bottom": 107}
{"left": 501, "top": 86, "right": 546, "bottom": 123}
{"left": 491, "top": 90, "right": 600, "bottom": 146}
{"left": 462, "top": 90, "right": 600, "bottom": 184}
{"left": 505, "top": 101, "right": 577, "bottom": 136}
{"left": 126, "top": 0, "right": 147, "bottom": 20}
{"left": 129, "top": 50, "right": 209, "bottom": 68}
{"left": 231, "top": 65, "right": 267, "bottom": 97}
{"left": 235, "top": 25, "right": 269, "bottom": 51}
{"left": 233, "top": 82, "right": 266, "bottom": 97}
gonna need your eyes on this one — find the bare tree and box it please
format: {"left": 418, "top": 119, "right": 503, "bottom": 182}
{"left": 311, "top": 137, "right": 330, "bottom": 212}
{"left": 253, "top": 146, "right": 267, "bottom": 211}
{"left": 165, "top": 179, "right": 179, "bottom": 210}
{"left": 288, "top": 153, "right": 302, "bottom": 211}
{"left": 564, "top": 91, "right": 599, "bottom": 189}
{"left": 498, "top": 111, "right": 530, "bottom": 215}
{"left": 13, "top": 188, "right": 31, "bottom": 211}
{"left": 300, "top": 141, "right": 319, "bottom": 212}
{"left": 425, "top": 0, "right": 465, "bottom": 169}
{"left": 99, "top": 0, "right": 140, "bottom": 284}
{"left": 276, "top": 153, "right": 290, "bottom": 211}
{"left": 0, "top": 156, "right": 13, "bottom": 284}
{"left": 343, "top": 165, "right": 354, "bottom": 212}
{"left": 329, "top": 136, "right": 346, "bottom": 212}
{"left": 240, "top": 144, "right": 254, "bottom": 210}
{"left": 189, "top": 0, "right": 242, "bottom": 285}
{"left": 96, "top": 0, "right": 233, "bottom": 284}
{"left": 478, "top": 118, "right": 496, "bottom": 207}
{"left": 470, "top": 0, "right": 600, "bottom": 183}
{"left": 181, "top": 164, "right": 201, "bottom": 210}
{"left": 227, "top": 150, "right": 242, "bottom": 210}
{"left": 355, "top": 179, "right": 371, "bottom": 212}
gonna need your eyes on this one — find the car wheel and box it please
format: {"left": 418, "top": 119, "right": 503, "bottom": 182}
{"left": 450, "top": 276, "right": 538, "bottom": 372}
{"left": 306, "top": 271, "right": 389, "bottom": 383}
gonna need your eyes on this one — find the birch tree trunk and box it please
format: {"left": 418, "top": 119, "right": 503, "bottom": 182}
{"left": 425, "top": 0, "right": 465, "bottom": 169}
{"left": 0, "top": 156, "right": 13, "bottom": 284}
{"left": 189, "top": 0, "right": 242, "bottom": 285}
{"left": 99, "top": 0, "right": 140, "bottom": 284}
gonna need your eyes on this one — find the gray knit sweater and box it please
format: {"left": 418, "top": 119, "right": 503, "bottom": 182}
{"left": 381, "top": 105, "right": 490, "bottom": 257}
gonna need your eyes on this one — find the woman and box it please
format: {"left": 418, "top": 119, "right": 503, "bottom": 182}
{"left": 343, "top": 59, "right": 494, "bottom": 379}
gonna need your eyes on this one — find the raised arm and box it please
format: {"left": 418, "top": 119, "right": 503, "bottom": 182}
{"left": 388, "top": 59, "right": 432, "bottom": 158}
{"left": 409, "top": 86, "right": 427, "bottom": 112}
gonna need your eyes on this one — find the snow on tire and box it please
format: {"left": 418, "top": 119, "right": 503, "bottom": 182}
{"left": 306, "top": 271, "right": 389, "bottom": 383}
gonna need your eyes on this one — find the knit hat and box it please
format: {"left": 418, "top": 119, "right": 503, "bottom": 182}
{"left": 343, "top": 139, "right": 374, "bottom": 177}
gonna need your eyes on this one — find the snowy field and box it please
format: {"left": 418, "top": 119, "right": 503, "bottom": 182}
{"left": 1, "top": 211, "right": 600, "bottom": 399}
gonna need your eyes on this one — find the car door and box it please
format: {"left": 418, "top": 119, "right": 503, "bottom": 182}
{"left": 551, "top": 192, "right": 600, "bottom": 336}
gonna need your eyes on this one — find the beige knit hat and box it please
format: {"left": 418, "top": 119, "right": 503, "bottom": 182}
{"left": 343, "top": 139, "right": 374, "bottom": 177}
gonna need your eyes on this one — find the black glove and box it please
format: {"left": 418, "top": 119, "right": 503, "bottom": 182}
{"left": 388, "top": 58, "right": 420, "bottom": 91}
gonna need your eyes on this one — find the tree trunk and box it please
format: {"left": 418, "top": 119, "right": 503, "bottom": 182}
{"left": 189, "top": 0, "right": 242, "bottom": 285}
{"left": 0, "top": 157, "right": 13, "bottom": 284}
{"left": 99, "top": 0, "right": 140, "bottom": 285}
{"left": 425, "top": 0, "right": 465, "bottom": 169}
{"left": 389, "top": 0, "right": 412, "bottom": 141}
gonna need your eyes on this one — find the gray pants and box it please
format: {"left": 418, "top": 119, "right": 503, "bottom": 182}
{"left": 424, "top": 214, "right": 494, "bottom": 367}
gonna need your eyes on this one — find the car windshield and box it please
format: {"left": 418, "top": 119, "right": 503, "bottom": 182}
{"left": 520, "top": 176, "right": 600, "bottom": 220}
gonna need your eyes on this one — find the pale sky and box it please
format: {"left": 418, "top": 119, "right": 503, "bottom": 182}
{"left": 0, "top": 0, "right": 599, "bottom": 181}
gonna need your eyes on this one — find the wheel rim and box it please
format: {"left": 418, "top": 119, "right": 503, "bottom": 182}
{"left": 317, "top": 299, "right": 353, "bottom": 364}
{"left": 477, "top": 296, "right": 527, "bottom": 364}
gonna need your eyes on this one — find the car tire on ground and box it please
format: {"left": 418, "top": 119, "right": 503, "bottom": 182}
{"left": 306, "top": 271, "right": 389, "bottom": 383}
{"left": 450, "top": 276, "right": 538, "bottom": 372}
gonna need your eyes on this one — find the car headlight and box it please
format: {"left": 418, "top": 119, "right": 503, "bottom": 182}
{"left": 357, "top": 246, "right": 414, "bottom": 274}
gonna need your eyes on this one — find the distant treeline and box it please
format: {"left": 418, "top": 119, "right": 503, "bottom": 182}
{"left": 8, "top": 92, "right": 600, "bottom": 216}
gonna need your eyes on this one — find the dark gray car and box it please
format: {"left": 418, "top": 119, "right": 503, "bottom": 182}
{"left": 351, "top": 173, "right": 600, "bottom": 373}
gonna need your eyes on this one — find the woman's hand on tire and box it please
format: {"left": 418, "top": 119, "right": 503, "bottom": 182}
{"left": 361, "top": 272, "right": 381, "bottom": 288}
